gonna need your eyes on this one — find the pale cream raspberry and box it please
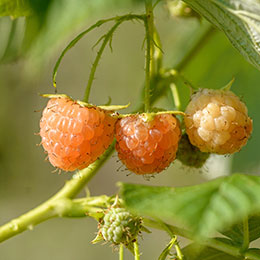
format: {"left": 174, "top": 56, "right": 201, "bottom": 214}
{"left": 184, "top": 89, "right": 252, "bottom": 154}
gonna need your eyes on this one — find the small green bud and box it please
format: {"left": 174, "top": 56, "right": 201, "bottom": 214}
{"left": 93, "top": 207, "right": 142, "bottom": 245}
{"left": 177, "top": 134, "right": 209, "bottom": 168}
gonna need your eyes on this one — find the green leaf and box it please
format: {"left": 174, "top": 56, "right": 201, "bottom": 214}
{"left": 0, "top": 0, "right": 32, "bottom": 17}
{"left": 119, "top": 174, "right": 260, "bottom": 239}
{"left": 182, "top": 0, "right": 260, "bottom": 71}
{"left": 221, "top": 215, "right": 260, "bottom": 246}
{"left": 182, "top": 243, "right": 243, "bottom": 260}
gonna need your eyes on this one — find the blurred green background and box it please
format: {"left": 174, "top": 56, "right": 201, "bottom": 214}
{"left": 0, "top": 0, "right": 259, "bottom": 259}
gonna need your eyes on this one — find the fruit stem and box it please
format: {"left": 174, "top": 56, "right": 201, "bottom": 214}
{"left": 52, "top": 14, "right": 145, "bottom": 89}
{"left": 83, "top": 14, "right": 145, "bottom": 103}
{"left": 119, "top": 243, "right": 124, "bottom": 260}
{"left": 241, "top": 216, "right": 249, "bottom": 252}
{"left": 174, "top": 241, "right": 183, "bottom": 260}
{"left": 170, "top": 83, "right": 181, "bottom": 111}
{"left": 144, "top": 0, "right": 154, "bottom": 112}
{"left": 83, "top": 21, "right": 122, "bottom": 103}
{"left": 134, "top": 240, "right": 140, "bottom": 260}
{"left": 153, "top": 27, "right": 163, "bottom": 74}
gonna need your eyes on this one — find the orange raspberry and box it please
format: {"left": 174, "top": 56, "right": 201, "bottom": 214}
{"left": 184, "top": 88, "right": 253, "bottom": 154}
{"left": 115, "top": 113, "right": 181, "bottom": 175}
{"left": 39, "top": 97, "right": 116, "bottom": 171}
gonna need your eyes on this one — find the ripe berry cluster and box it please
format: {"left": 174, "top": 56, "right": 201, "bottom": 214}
{"left": 39, "top": 88, "right": 252, "bottom": 175}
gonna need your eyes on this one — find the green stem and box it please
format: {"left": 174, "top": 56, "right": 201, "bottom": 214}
{"left": 170, "top": 83, "right": 181, "bottom": 111}
{"left": 83, "top": 14, "right": 145, "bottom": 102}
{"left": 52, "top": 14, "right": 144, "bottom": 88}
{"left": 119, "top": 244, "right": 124, "bottom": 260}
{"left": 83, "top": 22, "right": 121, "bottom": 102}
{"left": 175, "top": 242, "right": 183, "bottom": 260}
{"left": 52, "top": 141, "right": 115, "bottom": 199}
{"left": 144, "top": 0, "right": 154, "bottom": 112}
{"left": 134, "top": 240, "right": 140, "bottom": 260}
{"left": 241, "top": 216, "right": 249, "bottom": 252}
{"left": 153, "top": 27, "right": 163, "bottom": 74}
{"left": 0, "top": 142, "right": 115, "bottom": 243}
{"left": 143, "top": 218, "right": 260, "bottom": 260}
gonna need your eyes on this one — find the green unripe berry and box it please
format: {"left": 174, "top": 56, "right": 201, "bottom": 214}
{"left": 99, "top": 207, "right": 142, "bottom": 245}
{"left": 177, "top": 134, "right": 209, "bottom": 168}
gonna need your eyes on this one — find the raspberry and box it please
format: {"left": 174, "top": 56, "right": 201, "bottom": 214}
{"left": 184, "top": 89, "right": 253, "bottom": 154}
{"left": 39, "top": 97, "right": 116, "bottom": 171}
{"left": 177, "top": 134, "right": 209, "bottom": 168}
{"left": 115, "top": 113, "right": 181, "bottom": 174}
{"left": 98, "top": 207, "right": 142, "bottom": 245}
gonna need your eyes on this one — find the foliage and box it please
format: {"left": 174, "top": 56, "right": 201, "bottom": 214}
{"left": 119, "top": 174, "right": 260, "bottom": 239}
{"left": 182, "top": 0, "right": 260, "bottom": 71}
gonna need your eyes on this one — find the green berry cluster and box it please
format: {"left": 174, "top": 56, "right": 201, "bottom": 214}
{"left": 177, "top": 133, "right": 209, "bottom": 168}
{"left": 98, "top": 207, "right": 142, "bottom": 245}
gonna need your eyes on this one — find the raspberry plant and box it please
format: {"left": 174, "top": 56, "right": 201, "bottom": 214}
{"left": 1, "top": 0, "right": 260, "bottom": 260}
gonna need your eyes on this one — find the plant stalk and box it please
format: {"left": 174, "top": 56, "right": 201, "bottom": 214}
{"left": 0, "top": 142, "right": 115, "bottom": 243}
{"left": 144, "top": 0, "right": 154, "bottom": 112}
{"left": 241, "top": 216, "right": 249, "bottom": 252}
{"left": 134, "top": 240, "right": 140, "bottom": 260}
{"left": 119, "top": 243, "right": 124, "bottom": 260}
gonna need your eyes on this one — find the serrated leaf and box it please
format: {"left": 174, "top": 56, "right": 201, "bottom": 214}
{"left": 119, "top": 174, "right": 260, "bottom": 239}
{"left": 0, "top": 0, "right": 32, "bottom": 18}
{"left": 182, "top": 0, "right": 260, "bottom": 71}
{"left": 221, "top": 215, "right": 260, "bottom": 246}
{"left": 182, "top": 242, "right": 243, "bottom": 260}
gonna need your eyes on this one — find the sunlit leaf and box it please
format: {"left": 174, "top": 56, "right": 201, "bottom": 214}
{"left": 183, "top": 0, "right": 260, "bottom": 71}
{"left": 120, "top": 174, "right": 260, "bottom": 238}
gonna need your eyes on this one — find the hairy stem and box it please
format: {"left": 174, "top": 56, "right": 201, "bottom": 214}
{"left": 83, "top": 22, "right": 121, "bottom": 102}
{"left": 52, "top": 14, "right": 144, "bottom": 88}
{"left": 83, "top": 14, "right": 145, "bottom": 102}
{"left": 0, "top": 143, "right": 115, "bottom": 243}
{"left": 144, "top": 0, "right": 154, "bottom": 112}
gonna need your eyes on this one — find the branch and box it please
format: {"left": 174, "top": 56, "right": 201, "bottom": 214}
{"left": 83, "top": 14, "right": 145, "bottom": 102}
{"left": 0, "top": 143, "right": 115, "bottom": 243}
